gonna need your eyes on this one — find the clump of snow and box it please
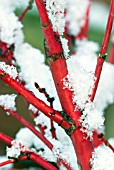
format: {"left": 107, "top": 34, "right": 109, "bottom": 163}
{"left": 89, "top": 2, "right": 109, "bottom": 31}
{"left": 14, "top": 43, "right": 61, "bottom": 110}
{"left": 60, "top": 36, "right": 69, "bottom": 58}
{"left": 7, "top": 140, "right": 22, "bottom": 158}
{"left": 90, "top": 144, "right": 114, "bottom": 170}
{"left": 0, "top": 0, "right": 32, "bottom": 12}
{"left": 74, "top": 39, "right": 114, "bottom": 111}
{"left": 6, "top": 139, "right": 35, "bottom": 159}
{"left": 15, "top": 124, "right": 78, "bottom": 169}
{"left": 62, "top": 40, "right": 106, "bottom": 138}
{"left": 45, "top": 0, "right": 66, "bottom": 35}
{"left": 16, "top": 127, "right": 36, "bottom": 148}
{"left": 0, "top": 62, "right": 18, "bottom": 79}
{"left": 0, "top": 94, "right": 17, "bottom": 111}
{"left": 52, "top": 137, "right": 78, "bottom": 170}
{"left": 74, "top": 39, "right": 99, "bottom": 72}
{"left": 63, "top": 57, "right": 95, "bottom": 110}
{"left": 34, "top": 111, "right": 51, "bottom": 129}
{"left": 94, "top": 62, "right": 114, "bottom": 110}
{"left": 65, "top": 0, "right": 89, "bottom": 36}
{"left": 0, "top": 0, "right": 19, "bottom": 12}
{"left": 29, "top": 104, "right": 38, "bottom": 114}
{"left": 60, "top": 165, "right": 67, "bottom": 170}
{"left": 0, "top": 9, "right": 24, "bottom": 46}
{"left": 79, "top": 103, "right": 104, "bottom": 139}
{"left": 45, "top": 0, "right": 69, "bottom": 58}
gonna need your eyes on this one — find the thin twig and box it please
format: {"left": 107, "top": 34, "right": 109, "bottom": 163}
{"left": 0, "top": 70, "right": 71, "bottom": 130}
{"left": 90, "top": 0, "right": 114, "bottom": 101}
{"left": 35, "top": 82, "right": 57, "bottom": 139}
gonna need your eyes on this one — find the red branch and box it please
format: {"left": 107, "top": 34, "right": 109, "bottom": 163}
{"left": 1, "top": 107, "right": 53, "bottom": 150}
{"left": 19, "top": 0, "right": 34, "bottom": 21}
{"left": 35, "top": 82, "right": 57, "bottom": 139}
{"left": 35, "top": 0, "right": 63, "bottom": 56}
{"left": 90, "top": 0, "right": 114, "bottom": 102}
{"left": 0, "top": 132, "right": 71, "bottom": 169}
{"left": 76, "top": 0, "right": 91, "bottom": 40}
{"left": 92, "top": 132, "right": 114, "bottom": 152}
{"left": 35, "top": 0, "right": 93, "bottom": 169}
{"left": 49, "top": 59, "right": 93, "bottom": 169}
{"left": 29, "top": 152, "right": 58, "bottom": 170}
{"left": 0, "top": 156, "right": 28, "bottom": 167}
{"left": 90, "top": 0, "right": 114, "bottom": 150}
{"left": 50, "top": 119, "right": 57, "bottom": 139}
{"left": 1, "top": 106, "right": 72, "bottom": 169}
{"left": 19, "top": 7, "right": 30, "bottom": 21}
{"left": 0, "top": 70, "right": 71, "bottom": 130}
{"left": 0, "top": 133, "right": 12, "bottom": 145}
{"left": 0, "top": 132, "right": 58, "bottom": 170}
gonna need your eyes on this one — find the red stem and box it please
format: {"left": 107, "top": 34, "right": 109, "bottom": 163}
{"left": 5, "top": 108, "right": 73, "bottom": 169}
{"left": 29, "top": 107, "right": 47, "bottom": 135}
{"left": 30, "top": 152, "right": 58, "bottom": 170}
{"left": 31, "top": 110, "right": 72, "bottom": 169}
{"left": 90, "top": 0, "right": 114, "bottom": 149}
{"left": 0, "top": 133, "right": 12, "bottom": 145}
{"left": 0, "top": 70, "right": 73, "bottom": 168}
{"left": 76, "top": 0, "right": 91, "bottom": 40}
{"left": 0, "top": 70, "right": 71, "bottom": 130}
{"left": 19, "top": 6, "right": 30, "bottom": 21}
{"left": 2, "top": 107, "right": 53, "bottom": 150}
{"left": 35, "top": 0, "right": 63, "bottom": 56}
{"left": 49, "top": 59, "right": 93, "bottom": 169}
{"left": 90, "top": 0, "right": 114, "bottom": 101}
{"left": 57, "top": 158, "right": 72, "bottom": 170}
{"left": 35, "top": 1, "right": 93, "bottom": 169}
{"left": 35, "top": 82, "right": 57, "bottom": 139}
{"left": 93, "top": 132, "right": 114, "bottom": 152}
{"left": 50, "top": 119, "right": 57, "bottom": 139}
{"left": 0, "top": 132, "right": 71, "bottom": 169}
{"left": 0, "top": 156, "right": 28, "bottom": 167}
{"left": 0, "top": 133, "right": 58, "bottom": 170}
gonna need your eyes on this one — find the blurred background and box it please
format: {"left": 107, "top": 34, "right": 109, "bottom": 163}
{"left": 0, "top": 0, "right": 114, "bottom": 169}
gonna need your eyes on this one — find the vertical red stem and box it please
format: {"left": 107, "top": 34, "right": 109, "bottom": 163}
{"left": 50, "top": 119, "right": 57, "bottom": 139}
{"left": 90, "top": 0, "right": 114, "bottom": 102}
{"left": 35, "top": 1, "right": 93, "bottom": 169}
{"left": 35, "top": 0, "right": 62, "bottom": 56}
{"left": 50, "top": 59, "right": 93, "bottom": 169}
{"left": 76, "top": 0, "right": 91, "bottom": 40}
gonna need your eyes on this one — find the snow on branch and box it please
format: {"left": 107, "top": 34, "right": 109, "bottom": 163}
{"left": 0, "top": 62, "right": 18, "bottom": 79}
{"left": 90, "top": 144, "right": 114, "bottom": 170}
{"left": 0, "top": 94, "right": 17, "bottom": 111}
{"left": 0, "top": 8, "right": 24, "bottom": 46}
{"left": 45, "top": 0, "right": 66, "bottom": 35}
{"left": 65, "top": 0, "right": 90, "bottom": 36}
